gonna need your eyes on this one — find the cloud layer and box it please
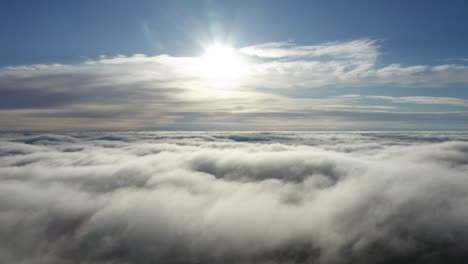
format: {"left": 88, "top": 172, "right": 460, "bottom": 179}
{"left": 2, "top": 132, "right": 468, "bottom": 263}
{"left": 1, "top": 39, "right": 468, "bottom": 130}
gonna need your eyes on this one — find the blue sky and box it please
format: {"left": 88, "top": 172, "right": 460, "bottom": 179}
{"left": 1, "top": 0, "right": 468, "bottom": 130}
{"left": 2, "top": 0, "right": 467, "bottom": 66}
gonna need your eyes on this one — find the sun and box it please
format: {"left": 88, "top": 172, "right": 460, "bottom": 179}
{"left": 198, "top": 45, "right": 247, "bottom": 81}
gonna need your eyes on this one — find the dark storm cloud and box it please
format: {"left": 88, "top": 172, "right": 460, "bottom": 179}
{"left": 1, "top": 132, "right": 468, "bottom": 263}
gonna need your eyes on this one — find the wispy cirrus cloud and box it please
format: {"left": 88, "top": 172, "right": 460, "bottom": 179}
{"left": 239, "top": 39, "right": 380, "bottom": 61}
{"left": 240, "top": 40, "right": 468, "bottom": 89}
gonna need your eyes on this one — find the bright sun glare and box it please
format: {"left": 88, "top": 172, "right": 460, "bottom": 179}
{"left": 198, "top": 45, "right": 247, "bottom": 81}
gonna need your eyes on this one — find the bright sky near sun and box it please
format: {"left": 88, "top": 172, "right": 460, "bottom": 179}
{"left": 1, "top": 0, "right": 468, "bottom": 130}
{"left": 198, "top": 45, "right": 248, "bottom": 81}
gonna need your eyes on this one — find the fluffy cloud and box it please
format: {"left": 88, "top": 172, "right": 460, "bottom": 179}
{"left": 1, "top": 39, "right": 468, "bottom": 130}
{"left": 1, "top": 132, "right": 468, "bottom": 263}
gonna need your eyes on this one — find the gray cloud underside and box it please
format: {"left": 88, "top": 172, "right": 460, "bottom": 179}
{"left": 1, "top": 132, "right": 468, "bottom": 263}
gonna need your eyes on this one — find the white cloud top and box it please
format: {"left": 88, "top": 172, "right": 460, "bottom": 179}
{"left": 1, "top": 132, "right": 468, "bottom": 263}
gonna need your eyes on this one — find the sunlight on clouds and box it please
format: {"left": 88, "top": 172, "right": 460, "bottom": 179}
{"left": 2, "top": 132, "right": 468, "bottom": 263}
{"left": 197, "top": 44, "right": 249, "bottom": 82}
{"left": 2, "top": 39, "right": 468, "bottom": 130}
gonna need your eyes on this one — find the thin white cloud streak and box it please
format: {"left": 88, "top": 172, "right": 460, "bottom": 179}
{"left": 443, "top": 57, "right": 468, "bottom": 63}
{"left": 1, "top": 132, "right": 468, "bottom": 263}
{"left": 341, "top": 95, "right": 468, "bottom": 107}
{"left": 370, "top": 96, "right": 468, "bottom": 107}
{"left": 239, "top": 39, "right": 379, "bottom": 61}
